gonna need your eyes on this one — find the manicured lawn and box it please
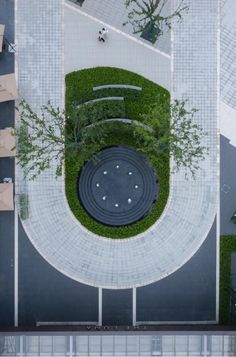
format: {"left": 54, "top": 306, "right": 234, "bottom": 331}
{"left": 65, "top": 67, "right": 170, "bottom": 239}
{"left": 220, "top": 236, "right": 236, "bottom": 324}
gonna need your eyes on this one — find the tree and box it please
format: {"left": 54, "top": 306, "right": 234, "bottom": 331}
{"left": 123, "top": 0, "right": 189, "bottom": 44}
{"left": 131, "top": 99, "right": 208, "bottom": 178}
{"left": 15, "top": 100, "right": 108, "bottom": 180}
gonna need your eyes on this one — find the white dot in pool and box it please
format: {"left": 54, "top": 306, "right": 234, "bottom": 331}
{"left": 128, "top": 198, "right": 132, "bottom": 204}
{"left": 96, "top": 183, "right": 100, "bottom": 187}
{"left": 128, "top": 171, "right": 132, "bottom": 175}
{"left": 115, "top": 203, "right": 119, "bottom": 207}
{"left": 134, "top": 185, "right": 139, "bottom": 189}
{"left": 115, "top": 165, "right": 120, "bottom": 169}
{"left": 103, "top": 171, "right": 108, "bottom": 175}
{"left": 102, "top": 196, "right": 106, "bottom": 201}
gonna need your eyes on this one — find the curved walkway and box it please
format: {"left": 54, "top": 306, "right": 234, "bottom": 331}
{"left": 16, "top": 0, "right": 219, "bottom": 288}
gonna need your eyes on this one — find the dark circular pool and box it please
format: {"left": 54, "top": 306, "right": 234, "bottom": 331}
{"left": 78, "top": 146, "right": 158, "bottom": 226}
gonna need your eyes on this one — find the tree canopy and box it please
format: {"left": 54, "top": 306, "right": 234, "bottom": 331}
{"left": 123, "top": 0, "right": 189, "bottom": 43}
{"left": 15, "top": 100, "right": 108, "bottom": 180}
{"left": 131, "top": 99, "right": 208, "bottom": 178}
{"left": 15, "top": 98, "right": 208, "bottom": 180}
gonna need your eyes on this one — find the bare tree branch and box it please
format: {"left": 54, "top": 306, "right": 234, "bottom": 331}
{"left": 123, "top": 0, "right": 189, "bottom": 43}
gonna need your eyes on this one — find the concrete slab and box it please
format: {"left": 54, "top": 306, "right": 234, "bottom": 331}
{"left": 102, "top": 289, "right": 132, "bottom": 326}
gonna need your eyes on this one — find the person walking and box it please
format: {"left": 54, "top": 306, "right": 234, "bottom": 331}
{"left": 98, "top": 27, "right": 108, "bottom": 43}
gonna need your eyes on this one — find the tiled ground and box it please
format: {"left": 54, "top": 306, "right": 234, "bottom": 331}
{"left": 74, "top": 0, "right": 171, "bottom": 54}
{"left": 221, "top": 0, "right": 236, "bottom": 109}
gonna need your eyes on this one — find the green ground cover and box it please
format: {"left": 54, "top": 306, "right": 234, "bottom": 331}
{"left": 220, "top": 236, "right": 236, "bottom": 324}
{"left": 65, "top": 67, "right": 170, "bottom": 239}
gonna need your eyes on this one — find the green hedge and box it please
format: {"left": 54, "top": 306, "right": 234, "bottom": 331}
{"left": 77, "top": 100, "right": 126, "bottom": 122}
{"left": 220, "top": 236, "right": 236, "bottom": 324}
{"left": 65, "top": 67, "right": 170, "bottom": 239}
{"left": 19, "top": 193, "right": 29, "bottom": 220}
{"left": 66, "top": 67, "right": 170, "bottom": 122}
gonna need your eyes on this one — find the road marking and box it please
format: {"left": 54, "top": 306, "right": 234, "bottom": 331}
{"left": 14, "top": 0, "right": 19, "bottom": 329}
{"left": 14, "top": 206, "right": 18, "bottom": 327}
{"left": 98, "top": 287, "right": 102, "bottom": 326}
{"left": 215, "top": 0, "right": 221, "bottom": 324}
{"left": 136, "top": 320, "right": 217, "bottom": 325}
{"left": 36, "top": 321, "right": 97, "bottom": 326}
{"left": 132, "top": 288, "right": 136, "bottom": 326}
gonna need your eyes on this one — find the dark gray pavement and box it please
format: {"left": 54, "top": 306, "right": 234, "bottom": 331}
{"left": 102, "top": 289, "right": 132, "bottom": 326}
{"left": 220, "top": 135, "right": 236, "bottom": 235}
{"left": 18, "top": 220, "right": 98, "bottom": 327}
{"left": 0, "top": 212, "right": 14, "bottom": 327}
{"left": 137, "top": 219, "right": 217, "bottom": 322}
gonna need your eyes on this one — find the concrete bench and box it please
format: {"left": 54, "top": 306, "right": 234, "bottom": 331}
{"left": 86, "top": 118, "right": 153, "bottom": 133}
{"left": 77, "top": 96, "right": 124, "bottom": 108}
{"left": 93, "top": 84, "right": 142, "bottom": 92}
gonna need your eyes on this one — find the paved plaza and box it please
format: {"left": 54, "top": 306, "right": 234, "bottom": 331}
{"left": 15, "top": 0, "right": 219, "bottom": 291}
{"left": 74, "top": 0, "right": 171, "bottom": 54}
{"left": 4, "top": 0, "right": 236, "bottom": 328}
{"left": 220, "top": 0, "right": 236, "bottom": 235}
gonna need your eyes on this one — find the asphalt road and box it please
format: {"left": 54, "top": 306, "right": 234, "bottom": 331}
{"left": 137, "top": 219, "right": 217, "bottom": 323}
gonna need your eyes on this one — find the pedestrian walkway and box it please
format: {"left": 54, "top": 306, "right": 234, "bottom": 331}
{"left": 70, "top": 0, "right": 171, "bottom": 54}
{"left": 16, "top": 0, "right": 218, "bottom": 289}
{"left": 64, "top": 3, "right": 170, "bottom": 90}
{"left": 220, "top": 0, "right": 236, "bottom": 146}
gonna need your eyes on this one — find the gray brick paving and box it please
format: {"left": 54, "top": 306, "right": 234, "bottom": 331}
{"left": 221, "top": 0, "right": 236, "bottom": 109}
{"left": 16, "top": 0, "right": 218, "bottom": 289}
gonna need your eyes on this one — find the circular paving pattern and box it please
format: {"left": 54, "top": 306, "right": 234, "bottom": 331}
{"left": 78, "top": 146, "right": 158, "bottom": 226}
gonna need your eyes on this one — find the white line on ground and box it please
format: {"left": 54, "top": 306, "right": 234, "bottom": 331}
{"left": 65, "top": 1, "right": 170, "bottom": 59}
{"left": 36, "top": 321, "right": 98, "bottom": 326}
{"left": 136, "top": 320, "right": 217, "bottom": 325}
{"left": 98, "top": 287, "right": 102, "bottom": 326}
{"left": 14, "top": 0, "right": 19, "bottom": 329}
{"left": 132, "top": 288, "right": 136, "bottom": 326}
{"left": 14, "top": 205, "right": 18, "bottom": 327}
{"left": 215, "top": 0, "right": 221, "bottom": 324}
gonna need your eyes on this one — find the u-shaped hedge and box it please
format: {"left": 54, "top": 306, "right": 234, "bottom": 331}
{"left": 65, "top": 67, "right": 170, "bottom": 238}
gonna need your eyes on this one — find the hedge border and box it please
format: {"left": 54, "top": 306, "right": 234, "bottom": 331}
{"left": 220, "top": 236, "right": 236, "bottom": 324}
{"left": 65, "top": 67, "right": 170, "bottom": 239}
